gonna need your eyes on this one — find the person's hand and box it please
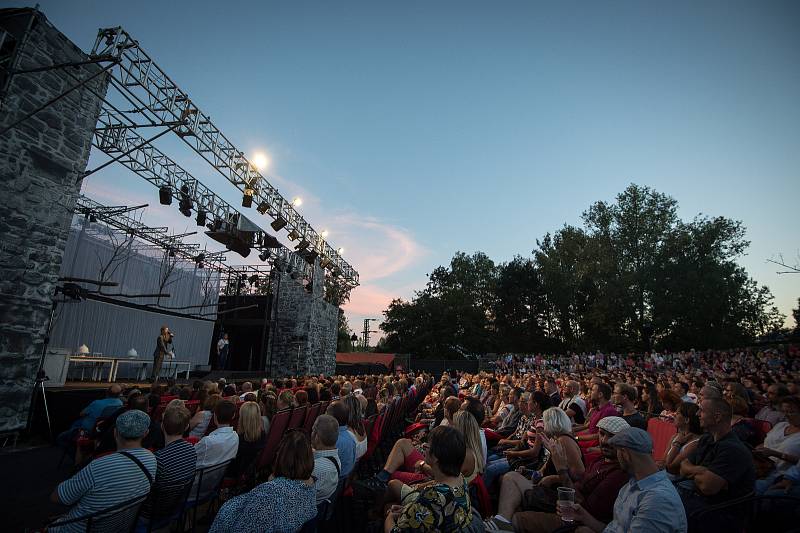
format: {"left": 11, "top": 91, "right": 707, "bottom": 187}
{"left": 389, "top": 504, "right": 403, "bottom": 518}
{"left": 556, "top": 501, "right": 587, "bottom": 524}
{"left": 768, "top": 479, "right": 793, "bottom": 493}
{"left": 414, "top": 460, "right": 426, "bottom": 473}
{"left": 540, "top": 433, "right": 556, "bottom": 452}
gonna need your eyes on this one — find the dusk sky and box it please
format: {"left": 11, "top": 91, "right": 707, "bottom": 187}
{"left": 23, "top": 0, "right": 800, "bottom": 340}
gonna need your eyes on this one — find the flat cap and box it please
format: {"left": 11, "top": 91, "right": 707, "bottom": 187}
{"left": 596, "top": 416, "right": 630, "bottom": 435}
{"left": 608, "top": 427, "right": 653, "bottom": 454}
{"left": 116, "top": 409, "right": 150, "bottom": 439}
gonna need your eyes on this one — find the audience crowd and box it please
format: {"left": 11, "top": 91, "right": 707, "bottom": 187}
{"left": 50, "top": 345, "right": 799, "bottom": 532}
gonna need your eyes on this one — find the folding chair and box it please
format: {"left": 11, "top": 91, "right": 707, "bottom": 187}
{"left": 184, "top": 459, "right": 233, "bottom": 532}
{"left": 46, "top": 493, "right": 148, "bottom": 533}
{"left": 137, "top": 475, "right": 194, "bottom": 533}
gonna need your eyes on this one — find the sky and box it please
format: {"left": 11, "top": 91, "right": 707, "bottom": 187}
{"left": 17, "top": 0, "right": 800, "bottom": 341}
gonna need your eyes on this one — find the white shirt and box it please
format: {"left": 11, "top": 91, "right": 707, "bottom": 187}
{"left": 479, "top": 429, "right": 488, "bottom": 465}
{"left": 195, "top": 426, "right": 239, "bottom": 468}
{"left": 217, "top": 338, "right": 229, "bottom": 352}
{"left": 347, "top": 428, "right": 368, "bottom": 460}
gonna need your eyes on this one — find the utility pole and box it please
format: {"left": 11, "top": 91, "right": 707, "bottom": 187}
{"left": 362, "top": 318, "right": 380, "bottom": 351}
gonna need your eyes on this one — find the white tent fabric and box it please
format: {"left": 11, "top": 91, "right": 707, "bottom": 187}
{"left": 49, "top": 218, "right": 220, "bottom": 369}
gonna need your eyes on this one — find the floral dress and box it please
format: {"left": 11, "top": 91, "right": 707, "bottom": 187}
{"left": 391, "top": 479, "right": 471, "bottom": 532}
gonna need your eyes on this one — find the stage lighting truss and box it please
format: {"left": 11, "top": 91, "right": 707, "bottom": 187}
{"left": 92, "top": 107, "right": 312, "bottom": 283}
{"left": 219, "top": 265, "right": 274, "bottom": 296}
{"left": 74, "top": 194, "right": 229, "bottom": 270}
{"left": 91, "top": 26, "right": 358, "bottom": 289}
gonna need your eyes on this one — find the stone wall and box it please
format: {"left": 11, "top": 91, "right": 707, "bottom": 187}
{"left": 0, "top": 9, "right": 109, "bottom": 433}
{"left": 268, "top": 263, "right": 339, "bottom": 377}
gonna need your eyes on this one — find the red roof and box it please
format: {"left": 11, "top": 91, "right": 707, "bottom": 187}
{"left": 335, "top": 352, "right": 396, "bottom": 368}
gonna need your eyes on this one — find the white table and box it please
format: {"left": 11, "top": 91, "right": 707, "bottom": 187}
{"left": 67, "top": 356, "right": 116, "bottom": 382}
{"left": 67, "top": 356, "right": 193, "bottom": 382}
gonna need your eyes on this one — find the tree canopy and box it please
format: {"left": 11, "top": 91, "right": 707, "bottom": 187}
{"left": 380, "top": 184, "right": 785, "bottom": 357}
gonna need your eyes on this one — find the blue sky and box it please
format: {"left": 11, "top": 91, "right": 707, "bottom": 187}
{"left": 24, "top": 0, "right": 800, "bottom": 338}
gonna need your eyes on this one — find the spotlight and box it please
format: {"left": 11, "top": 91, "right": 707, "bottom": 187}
{"left": 337, "top": 247, "right": 344, "bottom": 255}
{"left": 287, "top": 229, "right": 300, "bottom": 241}
{"left": 259, "top": 250, "right": 271, "bottom": 262}
{"left": 249, "top": 275, "right": 259, "bottom": 285}
{"left": 257, "top": 201, "right": 270, "bottom": 215}
{"left": 168, "top": 249, "right": 175, "bottom": 258}
{"left": 242, "top": 190, "right": 253, "bottom": 208}
{"left": 159, "top": 185, "right": 172, "bottom": 205}
{"left": 319, "top": 257, "right": 331, "bottom": 269}
{"left": 252, "top": 152, "right": 269, "bottom": 170}
{"left": 320, "top": 230, "right": 329, "bottom": 239}
{"left": 270, "top": 216, "right": 287, "bottom": 232}
{"left": 178, "top": 184, "right": 192, "bottom": 217}
{"left": 291, "top": 197, "right": 302, "bottom": 207}
{"left": 89, "top": 213, "right": 97, "bottom": 223}
{"left": 196, "top": 210, "right": 207, "bottom": 227}
{"left": 295, "top": 239, "right": 309, "bottom": 251}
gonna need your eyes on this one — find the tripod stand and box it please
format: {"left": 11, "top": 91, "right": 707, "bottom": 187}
{"left": 27, "top": 300, "right": 57, "bottom": 440}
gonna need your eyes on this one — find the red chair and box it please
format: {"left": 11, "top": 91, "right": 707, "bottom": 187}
{"left": 483, "top": 428, "right": 503, "bottom": 444}
{"left": 303, "top": 402, "right": 322, "bottom": 434}
{"left": 749, "top": 419, "right": 772, "bottom": 444}
{"left": 287, "top": 405, "right": 308, "bottom": 431}
{"left": 469, "top": 475, "right": 493, "bottom": 518}
{"left": 256, "top": 409, "right": 292, "bottom": 474}
{"left": 647, "top": 417, "right": 677, "bottom": 462}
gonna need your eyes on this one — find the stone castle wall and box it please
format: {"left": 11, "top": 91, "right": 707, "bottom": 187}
{"left": 0, "top": 9, "right": 109, "bottom": 432}
{"left": 267, "top": 263, "right": 339, "bottom": 377}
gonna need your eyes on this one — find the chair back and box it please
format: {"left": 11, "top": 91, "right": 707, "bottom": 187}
{"left": 188, "top": 459, "right": 232, "bottom": 505}
{"left": 287, "top": 405, "right": 308, "bottom": 431}
{"left": 468, "top": 475, "right": 493, "bottom": 518}
{"left": 303, "top": 402, "right": 322, "bottom": 434}
{"left": 47, "top": 493, "right": 148, "bottom": 533}
{"left": 647, "top": 417, "right": 677, "bottom": 462}
{"left": 749, "top": 419, "right": 772, "bottom": 444}
{"left": 140, "top": 475, "right": 194, "bottom": 531}
{"left": 256, "top": 408, "right": 292, "bottom": 472}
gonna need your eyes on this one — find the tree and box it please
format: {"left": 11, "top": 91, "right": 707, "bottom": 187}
{"left": 793, "top": 298, "right": 800, "bottom": 335}
{"left": 336, "top": 312, "right": 355, "bottom": 352}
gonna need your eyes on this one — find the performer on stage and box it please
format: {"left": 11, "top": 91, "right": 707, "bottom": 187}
{"left": 151, "top": 325, "right": 174, "bottom": 381}
{"left": 217, "top": 332, "right": 230, "bottom": 370}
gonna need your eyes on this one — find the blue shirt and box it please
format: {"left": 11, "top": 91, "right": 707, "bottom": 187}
{"left": 336, "top": 425, "right": 356, "bottom": 477}
{"left": 604, "top": 469, "right": 687, "bottom": 533}
{"left": 78, "top": 398, "right": 123, "bottom": 430}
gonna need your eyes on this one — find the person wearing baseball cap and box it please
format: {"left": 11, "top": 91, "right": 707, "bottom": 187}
{"left": 557, "top": 427, "right": 687, "bottom": 533}
{"left": 51, "top": 409, "right": 157, "bottom": 530}
{"left": 506, "top": 417, "right": 632, "bottom": 533}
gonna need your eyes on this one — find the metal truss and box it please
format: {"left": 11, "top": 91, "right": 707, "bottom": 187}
{"left": 91, "top": 106, "right": 311, "bottom": 280}
{"left": 90, "top": 26, "right": 359, "bottom": 288}
{"left": 219, "top": 265, "right": 276, "bottom": 297}
{"left": 75, "top": 195, "right": 228, "bottom": 270}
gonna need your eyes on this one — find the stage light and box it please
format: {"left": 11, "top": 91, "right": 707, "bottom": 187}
{"left": 196, "top": 210, "right": 207, "bottom": 227}
{"left": 320, "top": 230, "right": 328, "bottom": 239}
{"left": 252, "top": 152, "right": 269, "bottom": 171}
{"left": 270, "top": 216, "right": 287, "bottom": 231}
{"left": 242, "top": 187, "right": 254, "bottom": 208}
{"left": 159, "top": 185, "right": 172, "bottom": 205}
{"left": 178, "top": 184, "right": 192, "bottom": 217}
{"left": 295, "top": 239, "right": 309, "bottom": 251}
{"left": 257, "top": 201, "right": 270, "bottom": 215}
{"left": 337, "top": 247, "right": 344, "bottom": 254}
{"left": 89, "top": 213, "right": 97, "bottom": 223}
{"left": 291, "top": 197, "right": 302, "bottom": 207}
{"left": 259, "top": 250, "right": 270, "bottom": 262}
{"left": 249, "top": 274, "right": 259, "bottom": 285}
{"left": 319, "top": 257, "right": 331, "bottom": 268}
{"left": 287, "top": 229, "right": 300, "bottom": 241}
{"left": 168, "top": 249, "right": 176, "bottom": 257}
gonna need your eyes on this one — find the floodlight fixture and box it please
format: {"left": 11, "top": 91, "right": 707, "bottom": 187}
{"left": 291, "top": 197, "right": 302, "bottom": 207}
{"left": 320, "top": 230, "right": 328, "bottom": 239}
{"left": 271, "top": 216, "right": 287, "bottom": 231}
{"left": 287, "top": 229, "right": 300, "bottom": 241}
{"left": 259, "top": 249, "right": 271, "bottom": 262}
{"left": 242, "top": 187, "right": 254, "bottom": 208}
{"left": 195, "top": 210, "right": 207, "bottom": 227}
{"left": 252, "top": 152, "right": 269, "bottom": 171}
{"left": 159, "top": 185, "right": 172, "bottom": 205}
{"left": 256, "top": 201, "right": 270, "bottom": 215}
{"left": 295, "top": 239, "right": 309, "bottom": 251}
{"left": 337, "top": 247, "right": 344, "bottom": 254}
{"left": 178, "top": 184, "right": 192, "bottom": 217}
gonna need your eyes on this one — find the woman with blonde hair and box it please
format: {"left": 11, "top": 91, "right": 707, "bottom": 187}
{"left": 229, "top": 401, "right": 266, "bottom": 477}
{"left": 343, "top": 394, "right": 368, "bottom": 460}
{"left": 453, "top": 410, "right": 484, "bottom": 482}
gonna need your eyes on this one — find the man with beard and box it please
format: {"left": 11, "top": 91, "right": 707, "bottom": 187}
{"left": 564, "top": 427, "right": 687, "bottom": 533}
{"left": 485, "top": 417, "right": 630, "bottom": 532}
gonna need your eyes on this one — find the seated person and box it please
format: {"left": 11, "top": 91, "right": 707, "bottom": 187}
{"left": 57, "top": 384, "right": 123, "bottom": 456}
{"left": 327, "top": 401, "right": 356, "bottom": 477}
{"left": 311, "top": 414, "right": 342, "bottom": 505}
{"left": 487, "top": 416, "right": 629, "bottom": 532}
{"left": 679, "top": 397, "right": 756, "bottom": 533}
{"left": 210, "top": 431, "right": 316, "bottom": 533}
{"left": 51, "top": 410, "right": 156, "bottom": 528}
{"left": 574, "top": 383, "right": 617, "bottom": 445}
{"left": 384, "top": 425, "right": 472, "bottom": 533}
{"left": 195, "top": 400, "right": 239, "bottom": 468}
{"left": 95, "top": 393, "right": 148, "bottom": 454}
{"left": 613, "top": 383, "right": 647, "bottom": 430}
{"left": 753, "top": 395, "right": 800, "bottom": 493}
{"left": 563, "top": 428, "right": 687, "bottom": 533}
{"left": 663, "top": 402, "right": 702, "bottom": 479}
{"left": 140, "top": 405, "right": 196, "bottom": 522}
{"left": 228, "top": 401, "right": 266, "bottom": 478}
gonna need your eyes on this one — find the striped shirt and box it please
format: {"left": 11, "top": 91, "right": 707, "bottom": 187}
{"left": 312, "top": 449, "right": 341, "bottom": 504}
{"left": 55, "top": 448, "right": 156, "bottom": 533}
{"left": 156, "top": 439, "right": 197, "bottom": 484}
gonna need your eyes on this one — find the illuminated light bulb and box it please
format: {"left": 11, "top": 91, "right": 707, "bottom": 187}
{"left": 252, "top": 152, "right": 269, "bottom": 171}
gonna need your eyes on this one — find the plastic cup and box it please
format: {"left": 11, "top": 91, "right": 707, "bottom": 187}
{"left": 557, "top": 487, "right": 576, "bottom": 523}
